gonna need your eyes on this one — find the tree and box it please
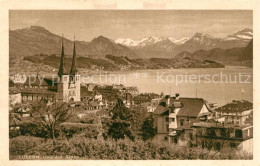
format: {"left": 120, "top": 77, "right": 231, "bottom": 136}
{"left": 141, "top": 114, "right": 156, "bottom": 141}
{"left": 107, "top": 98, "right": 134, "bottom": 141}
{"left": 30, "top": 99, "right": 72, "bottom": 144}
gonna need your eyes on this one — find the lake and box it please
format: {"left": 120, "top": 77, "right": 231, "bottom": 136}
{"left": 81, "top": 67, "right": 253, "bottom": 106}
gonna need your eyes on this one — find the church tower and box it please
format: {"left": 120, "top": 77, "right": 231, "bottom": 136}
{"left": 68, "top": 35, "right": 81, "bottom": 102}
{"left": 57, "top": 35, "right": 81, "bottom": 102}
{"left": 57, "top": 35, "right": 70, "bottom": 102}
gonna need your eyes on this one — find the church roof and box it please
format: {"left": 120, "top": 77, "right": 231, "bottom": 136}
{"left": 58, "top": 36, "right": 67, "bottom": 78}
{"left": 70, "top": 38, "right": 78, "bottom": 75}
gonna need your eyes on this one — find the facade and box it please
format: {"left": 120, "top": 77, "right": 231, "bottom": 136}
{"left": 132, "top": 93, "right": 160, "bottom": 105}
{"left": 191, "top": 122, "right": 253, "bottom": 153}
{"left": 153, "top": 95, "right": 253, "bottom": 153}
{"left": 153, "top": 94, "right": 212, "bottom": 143}
{"left": 214, "top": 100, "right": 253, "bottom": 125}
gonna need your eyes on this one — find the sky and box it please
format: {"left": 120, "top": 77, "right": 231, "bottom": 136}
{"left": 9, "top": 10, "right": 252, "bottom": 41}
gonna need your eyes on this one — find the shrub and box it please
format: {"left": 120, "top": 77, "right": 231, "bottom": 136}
{"left": 9, "top": 136, "right": 44, "bottom": 155}
{"left": 60, "top": 122, "right": 101, "bottom": 139}
{"left": 20, "top": 122, "right": 50, "bottom": 138}
{"left": 9, "top": 135, "right": 253, "bottom": 160}
{"left": 24, "top": 56, "right": 42, "bottom": 64}
{"left": 9, "top": 129, "right": 21, "bottom": 138}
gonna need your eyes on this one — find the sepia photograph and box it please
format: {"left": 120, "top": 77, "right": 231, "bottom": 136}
{"left": 6, "top": 9, "right": 255, "bottom": 160}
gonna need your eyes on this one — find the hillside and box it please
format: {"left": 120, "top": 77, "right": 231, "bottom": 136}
{"left": 9, "top": 26, "right": 138, "bottom": 60}
{"left": 9, "top": 54, "right": 225, "bottom": 75}
{"left": 175, "top": 39, "right": 253, "bottom": 67}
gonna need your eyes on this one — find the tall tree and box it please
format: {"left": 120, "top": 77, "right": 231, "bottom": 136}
{"left": 108, "top": 98, "right": 134, "bottom": 141}
{"left": 141, "top": 114, "right": 156, "bottom": 141}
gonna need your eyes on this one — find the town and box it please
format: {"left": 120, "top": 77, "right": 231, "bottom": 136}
{"left": 9, "top": 36, "right": 253, "bottom": 159}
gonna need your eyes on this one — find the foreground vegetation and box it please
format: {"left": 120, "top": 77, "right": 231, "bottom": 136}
{"left": 10, "top": 135, "right": 252, "bottom": 160}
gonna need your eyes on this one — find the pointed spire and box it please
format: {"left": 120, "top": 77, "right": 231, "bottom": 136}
{"left": 58, "top": 34, "right": 66, "bottom": 78}
{"left": 70, "top": 34, "right": 77, "bottom": 76}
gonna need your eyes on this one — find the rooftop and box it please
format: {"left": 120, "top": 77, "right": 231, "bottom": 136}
{"left": 154, "top": 96, "right": 212, "bottom": 118}
{"left": 215, "top": 100, "right": 253, "bottom": 113}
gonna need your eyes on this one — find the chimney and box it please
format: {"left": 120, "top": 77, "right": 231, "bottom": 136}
{"left": 165, "top": 95, "right": 170, "bottom": 106}
{"left": 175, "top": 93, "right": 180, "bottom": 100}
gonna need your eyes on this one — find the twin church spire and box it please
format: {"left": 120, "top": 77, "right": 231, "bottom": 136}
{"left": 58, "top": 34, "right": 78, "bottom": 78}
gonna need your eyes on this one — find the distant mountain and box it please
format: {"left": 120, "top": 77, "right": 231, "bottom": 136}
{"left": 9, "top": 26, "right": 252, "bottom": 64}
{"left": 175, "top": 39, "right": 253, "bottom": 67}
{"left": 117, "top": 29, "right": 252, "bottom": 58}
{"left": 9, "top": 26, "right": 138, "bottom": 59}
{"left": 115, "top": 36, "right": 164, "bottom": 47}
{"left": 173, "top": 29, "right": 252, "bottom": 55}
{"left": 115, "top": 36, "right": 189, "bottom": 47}
{"left": 224, "top": 28, "right": 253, "bottom": 41}
{"left": 167, "top": 37, "right": 189, "bottom": 45}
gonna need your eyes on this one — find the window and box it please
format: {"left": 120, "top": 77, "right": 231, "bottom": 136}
{"left": 230, "top": 143, "right": 237, "bottom": 148}
{"left": 235, "top": 129, "right": 243, "bottom": 138}
{"left": 165, "top": 117, "right": 169, "bottom": 122}
{"left": 214, "top": 142, "right": 221, "bottom": 151}
{"left": 166, "top": 125, "right": 169, "bottom": 132}
{"left": 174, "top": 138, "right": 178, "bottom": 144}
{"left": 189, "top": 133, "right": 193, "bottom": 140}
{"left": 180, "top": 119, "right": 184, "bottom": 126}
{"left": 172, "top": 118, "right": 175, "bottom": 122}
{"left": 186, "top": 117, "right": 190, "bottom": 122}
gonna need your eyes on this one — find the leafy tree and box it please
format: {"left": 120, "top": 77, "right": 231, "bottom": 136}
{"left": 141, "top": 114, "right": 156, "bottom": 141}
{"left": 108, "top": 98, "right": 134, "bottom": 141}
{"left": 30, "top": 99, "right": 72, "bottom": 144}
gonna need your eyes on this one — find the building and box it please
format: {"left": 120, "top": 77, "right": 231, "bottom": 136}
{"left": 9, "top": 86, "right": 21, "bottom": 107}
{"left": 153, "top": 95, "right": 253, "bottom": 153}
{"left": 191, "top": 122, "right": 253, "bottom": 153}
{"left": 153, "top": 94, "right": 213, "bottom": 143}
{"left": 147, "top": 97, "right": 162, "bottom": 112}
{"left": 9, "top": 36, "right": 81, "bottom": 103}
{"left": 132, "top": 93, "right": 160, "bottom": 105}
{"left": 214, "top": 100, "right": 253, "bottom": 125}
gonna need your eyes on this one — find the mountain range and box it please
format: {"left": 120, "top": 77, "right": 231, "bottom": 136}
{"left": 9, "top": 26, "right": 139, "bottom": 59}
{"left": 176, "top": 39, "right": 253, "bottom": 67}
{"left": 9, "top": 26, "right": 253, "bottom": 67}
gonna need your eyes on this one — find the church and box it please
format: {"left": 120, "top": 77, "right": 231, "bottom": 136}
{"left": 57, "top": 36, "right": 81, "bottom": 102}
{"left": 10, "top": 36, "right": 81, "bottom": 103}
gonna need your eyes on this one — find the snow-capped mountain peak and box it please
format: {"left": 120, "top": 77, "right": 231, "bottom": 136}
{"left": 138, "top": 36, "right": 163, "bottom": 47}
{"left": 224, "top": 28, "right": 253, "bottom": 41}
{"left": 168, "top": 37, "right": 189, "bottom": 45}
{"left": 115, "top": 36, "right": 189, "bottom": 47}
{"left": 115, "top": 38, "right": 139, "bottom": 47}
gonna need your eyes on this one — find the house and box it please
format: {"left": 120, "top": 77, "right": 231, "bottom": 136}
{"left": 147, "top": 97, "right": 162, "bottom": 112}
{"left": 214, "top": 100, "right": 253, "bottom": 125}
{"left": 9, "top": 86, "right": 22, "bottom": 106}
{"left": 153, "top": 93, "right": 213, "bottom": 143}
{"left": 132, "top": 93, "right": 160, "bottom": 105}
{"left": 125, "top": 86, "right": 139, "bottom": 96}
{"left": 191, "top": 122, "right": 253, "bottom": 153}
